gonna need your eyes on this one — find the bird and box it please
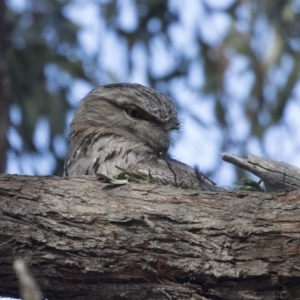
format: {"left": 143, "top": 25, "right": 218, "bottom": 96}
{"left": 64, "top": 83, "right": 216, "bottom": 190}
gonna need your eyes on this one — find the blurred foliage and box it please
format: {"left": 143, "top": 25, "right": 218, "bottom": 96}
{"left": 4, "top": 0, "right": 92, "bottom": 174}
{"left": 2, "top": 0, "right": 300, "bottom": 182}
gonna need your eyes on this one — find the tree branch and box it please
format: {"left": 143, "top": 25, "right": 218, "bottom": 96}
{"left": 221, "top": 153, "right": 300, "bottom": 192}
{"left": 0, "top": 174, "right": 300, "bottom": 299}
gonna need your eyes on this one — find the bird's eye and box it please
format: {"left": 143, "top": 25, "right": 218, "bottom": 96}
{"left": 125, "top": 108, "right": 142, "bottom": 119}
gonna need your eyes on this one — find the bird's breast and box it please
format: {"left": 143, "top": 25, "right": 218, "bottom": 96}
{"left": 65, "top": 130, "right": 153, "bottom": 177}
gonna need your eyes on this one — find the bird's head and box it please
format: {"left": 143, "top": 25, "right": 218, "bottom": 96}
{"left": 71, "top": 83, "right": 180, "bottom": 153}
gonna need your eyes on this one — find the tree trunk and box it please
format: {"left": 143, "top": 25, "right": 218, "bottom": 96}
{"left": 0, "top": 174, "right": 300, "bottom": 300}
{"left": 0, "top": 0, "right": 12, "bottom": 173}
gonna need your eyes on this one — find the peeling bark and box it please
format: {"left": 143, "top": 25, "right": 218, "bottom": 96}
{"left": 0, "top": 174, "right": 300, "bottom": 299}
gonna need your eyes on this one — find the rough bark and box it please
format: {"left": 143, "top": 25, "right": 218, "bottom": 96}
{"left": 0, "top": 174, "right": 300, "bottom": 300}
{"left": 221, "top": 153, "right": 300, "bottom": 192}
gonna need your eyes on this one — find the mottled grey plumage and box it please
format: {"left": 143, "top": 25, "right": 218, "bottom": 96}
{"left": 64, "top": 83, "right": 215, "bottom": 189}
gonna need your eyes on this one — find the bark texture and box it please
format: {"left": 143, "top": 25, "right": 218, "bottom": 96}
{"left": 0, "top": 174, "right": 300, "bottom": 300}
